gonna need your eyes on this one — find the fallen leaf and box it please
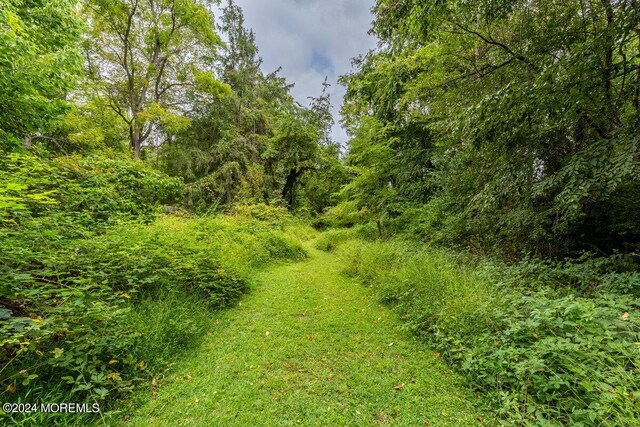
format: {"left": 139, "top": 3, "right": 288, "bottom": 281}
{"left": 151, "top": 377, "right": 157, "bottom": 386}
{"left": 184, "top": 374, "right": 193, "bottom": 380}
{"left": 394, "top": 383, "right": 404, "bottom": 390}
{"left": 6, "top": 383, "right": 16, "bottom": 393}
{"left": 108, "top": 359, "right": 118, "bottom": 365}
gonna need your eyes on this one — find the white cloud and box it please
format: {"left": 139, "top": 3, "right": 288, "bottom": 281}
{"left": 224, "top": 0, "right": 377, "bottom": 144}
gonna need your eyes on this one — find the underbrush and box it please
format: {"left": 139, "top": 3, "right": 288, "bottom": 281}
{"left": 328, "top": 237, "right": 640, "bottom": 426}
{"left": 313, "top": 224, "right": 378, "bottom": 252}
{"left": 1, "top": 215, "right": 306, "bottom": 425}
{"left": 0, "top": 151, "right": 308, "bottom": 425}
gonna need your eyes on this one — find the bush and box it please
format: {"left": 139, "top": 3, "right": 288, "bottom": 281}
{"left": 489, "top": 253, "right": 640, "bottom": 296}
{"left": 0, "top": 150, "right": 184, "bottom": 232}
{"left": 314, "top": 224, "right": 378, "bottom": 252}
{"left": 321, "top": 200, "right": 369, "bottom": 228}
{"left": 314, "top": 229, "right": 357, "bottom": 252}
{"left": 0, "top": 151, "right": 306, "bottom": 425}
{"left": 336, "top": 238, "right": 640, "bottom": 426}
{"left": 467, "top": 289, "right": 640, "bottom": 425}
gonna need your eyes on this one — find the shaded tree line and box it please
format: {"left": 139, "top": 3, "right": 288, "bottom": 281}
{"left": 1, "top": 0, "right": 346, "bottom": 213}
{"left": 339, "top": 0, "right": 640, "bottom": 257}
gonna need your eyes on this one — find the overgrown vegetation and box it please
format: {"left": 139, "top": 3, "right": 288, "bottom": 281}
{"left": 1, "top": 1, "right": 328, "bottom": 424}
{"left": 0, "top": 149, "right": 307, "bottom": 425}
{"left": 318, "top": 2, "right": 640, "bottom": 424}
{"left": 317, "top": 237, "right": 640, "bottom": 426}
{"left": 2, "top": 0, "right": 640, "bottom": 425}
{"left": 339, "top": 0, "right": 640, "bottom": 257}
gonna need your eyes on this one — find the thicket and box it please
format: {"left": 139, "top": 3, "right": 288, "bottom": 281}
{"left": 316, "top": 235, "right": 640, "bottom": 426}
{"left": 2, "top": 2, "right": 332, "bottom": 424}
{"left": 339, "top": 0, "right": 640, "bottom": 257}
{"left": 3, "top": 0, "right": 640, "bottom": 425}
{"left": 0, "top": 150, "right": 308, "bottom": 425}
{"left": 330, "top": 3, "right": 640, "bottom": 423}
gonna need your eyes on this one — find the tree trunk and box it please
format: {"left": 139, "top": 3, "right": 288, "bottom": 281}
{"left": 376, "top": 218, "right": 383, "bottom": 239}
{"left": 282, "top": 168, "right": 299, "bottom": 209}
{"left": 636, "top": 29, "right": 640, "bottom": 134}
{"left": 131, "top": 122, "right": 142, "bottom": 158}
{"left": 131, "top": 130, "right": 140, "bottom": 158}
{"left": 600, "top": 0, "right": 615, "bottom": 130}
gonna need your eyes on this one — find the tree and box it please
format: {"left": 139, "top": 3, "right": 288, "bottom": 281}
{"left": 160, "top": 0, "right": 293, "bottom": 208}
{"left": 271, "top": 82, "right": 336, "bottom": 210}
{"left": 0, "top": 0, "right": 83, "bottom": 150}
{"left": 342, "top": 0, "right": 640, "bottom": 255}
{"left": 84, "top": 0, "right": 227, "bottom": 157}
{"left": 269, "top": 104, "right": 321, "bottom": 209}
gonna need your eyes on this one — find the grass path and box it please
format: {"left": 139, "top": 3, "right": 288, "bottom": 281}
{"left": 125, "top": 243, "right": 485, "bottom": 426}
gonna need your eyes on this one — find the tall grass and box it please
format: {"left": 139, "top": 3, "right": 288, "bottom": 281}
{"left": 1, "top": 211, "right": 312, "bottom": 426}
{"left": 327, "top": 236, "right": 640, "bottom": 426}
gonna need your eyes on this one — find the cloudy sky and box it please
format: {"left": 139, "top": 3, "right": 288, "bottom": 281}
{"left": 220, "top": 0, "right": 377, "bottom": 144}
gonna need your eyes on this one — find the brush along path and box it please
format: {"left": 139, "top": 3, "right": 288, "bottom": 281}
{"left": 126, "top": 243, "right": 485, "bottom": 426}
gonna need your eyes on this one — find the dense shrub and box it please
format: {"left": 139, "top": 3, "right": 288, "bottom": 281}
{"left": 0, "top": 150, "right": 184, "bottom": 231}
{"left": 1, "top": 215, "right": 306, "bottom": 425}
{"left": 0, "top": 151, "right": 307, "bottom": 425}
{"left": 313, "top": 224, "right": 378, "bottom": 252}
{"left": 331, "top": 238, "right": 640, "bottom": 426}
{"left": 321, "top": 200, "right": 370, "bottom": 228}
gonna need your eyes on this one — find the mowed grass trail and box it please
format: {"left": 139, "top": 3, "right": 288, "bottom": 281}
{"left": 124, "top": 244, "right": 486, "bottom": 426}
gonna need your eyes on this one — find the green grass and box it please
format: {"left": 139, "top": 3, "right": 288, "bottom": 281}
{"left": 0, "top": 211, "right": 313, "bottom": 426}
{"left": 122, "top": 243, "right": 486, "bottom": 426}
{"left": 328, "top": 237, "right": 640, "bottom": 426}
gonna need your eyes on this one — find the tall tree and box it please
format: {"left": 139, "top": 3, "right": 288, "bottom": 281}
{"left": 342, "top": 0, "right": 640, "bottom": 255}
{"left": 162, "top": 0, "right": 293, "bottom": 208}
{"left": 84, "top": 0, "right": 226, "bottom": 157}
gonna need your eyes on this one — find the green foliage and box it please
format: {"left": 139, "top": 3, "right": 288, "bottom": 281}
{"left": 298, "top": 143, "right": 349, "bottom": 214}
{"left": 0, "top": 0, "right": 83, "bottom": 146}
{"left": 1, "top": 212, "right": 306, "bottom": 425}
{"left": 231, "top": 203, "right": 291, "bottom": 226}
{"left": 0, "top": 144, "right": 305, "bottom": 424}
{"left": 466, "top": 289, "right": 640, "bottom": 425}
{"left": 333, "top": 237, "right": 640, "bottom": 426}
{"left": 321, "top": 200, "right": 370, "bottom": 228}
{"left": 313, "top": 225, "right": 378, "bottom": 252}
{"left": 0, "top": 150, "right": 183, "bottom": 229}
{"left": 342, "top": 0, "right": 640, "bottom": 256}
{"left": 84, "top": 0, "right": 224, "bottom": 156}
{"left": 161, "top": 4, "right": 341, "bottom": 213}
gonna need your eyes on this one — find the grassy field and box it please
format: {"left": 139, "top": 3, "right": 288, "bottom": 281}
{"left": 123, "top": 243, "right": 486, "bottom": 426}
